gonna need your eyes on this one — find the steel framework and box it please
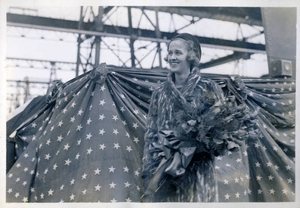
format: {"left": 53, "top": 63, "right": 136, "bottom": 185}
{"left": 6, "top": 6, "right": 266, "bottom": 112}
{"left": 7, "top": 6, "right": 266, "bottom": 76}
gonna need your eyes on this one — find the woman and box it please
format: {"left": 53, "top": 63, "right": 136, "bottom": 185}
{"left": 142, "top": 33, "right": 252, "bottom": 202}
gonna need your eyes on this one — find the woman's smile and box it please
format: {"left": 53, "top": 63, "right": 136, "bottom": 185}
{"left": 170, "top": 62, "right": 180, "bottom": 68}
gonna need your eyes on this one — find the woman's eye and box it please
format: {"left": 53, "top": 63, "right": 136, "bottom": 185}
{"left": 168, "top": 51, "right": 181, "bottom": 55}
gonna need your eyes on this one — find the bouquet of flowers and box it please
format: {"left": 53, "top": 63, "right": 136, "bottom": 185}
{"left": 173, "top": 96, "right": 259, "bottom": 158}
{"left": 142, "top": 96, "right": 259, "bottom": 199}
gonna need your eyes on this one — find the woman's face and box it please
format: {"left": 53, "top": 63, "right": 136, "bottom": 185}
{"left": 167, "top": 39, "right": 190, "bottom": 73}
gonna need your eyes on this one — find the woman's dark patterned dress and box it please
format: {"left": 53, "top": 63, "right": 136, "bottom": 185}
{"left": 142, "top": 68, "right": 227, "bottom": 202}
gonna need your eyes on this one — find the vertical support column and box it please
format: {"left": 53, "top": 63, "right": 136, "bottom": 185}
{"left": 49, "top": 61, "right": 56, "bottom": 83}
{"left": 94, "top": 6, "right": 104, "bottom": 67}
{"left": 128, "top": 7, "right": 135, "bottom": 68}
{"left": 15, "top": 81, "right": 20, "bottom": 108}
{"left": 94, "top": 36, "right": 101, "bottom": 66}
{"left": 24, "top": 77, "right": 30, "bottom": 103}
{"left": 76, "top": 6, "right": 84, "bottom": 77}
{"left": 261, "top": 8, "right": 296, "bottom": 78}
{"left": 75, "top": 36, "right": 82, "bottom": 77}
{"left": 155, "top": 8, "right": 162, "bottom": 68}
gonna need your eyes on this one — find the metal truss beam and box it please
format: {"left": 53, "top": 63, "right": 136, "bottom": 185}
{"left": 94, "top": 7, "right": 104, "bottom": 67}
{"left": 7, "top": 57, "right": 76, "bottom": 65}
{"left": 200, "top": 52, "right": 252, "bottom": 69}
{"left": 7, "top": 80, "right": 50, "bottom": 84}
{"left": 6, "top": 57, "right": 76, "bottom": 72}
{"left": 7, "top": 52, "right": 251, "bottom": 71}
{"left": 135, "top": 7, "right": 263, "bottom": 26}
{"left": 127, "top": 7, "right": 136, "bottom": 68}
{"left": 7, "top": 13, "right": 266, "bottom": 54}
{"left": 76, "top": 6, "right": 84, "bottom": 77}
{"left": 103, "top": 6, "right": 115, "bottom": 15}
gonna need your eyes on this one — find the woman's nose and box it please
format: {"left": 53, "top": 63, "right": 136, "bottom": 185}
{"left": 169, "top": 54, "right": 176, "bottom": 61}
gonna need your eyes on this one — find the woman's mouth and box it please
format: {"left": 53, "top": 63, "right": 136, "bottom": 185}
{"left": 170, "top": 62, "right": 179, "bottom": 67}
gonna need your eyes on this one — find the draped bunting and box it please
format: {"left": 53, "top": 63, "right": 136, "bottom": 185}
{"left": 6, "top": 64, "right": 295, "bottom": 203}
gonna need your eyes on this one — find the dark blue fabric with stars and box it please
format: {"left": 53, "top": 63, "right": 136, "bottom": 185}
{"left": 6, "top": 64, "right": 295, "bottom": 202}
